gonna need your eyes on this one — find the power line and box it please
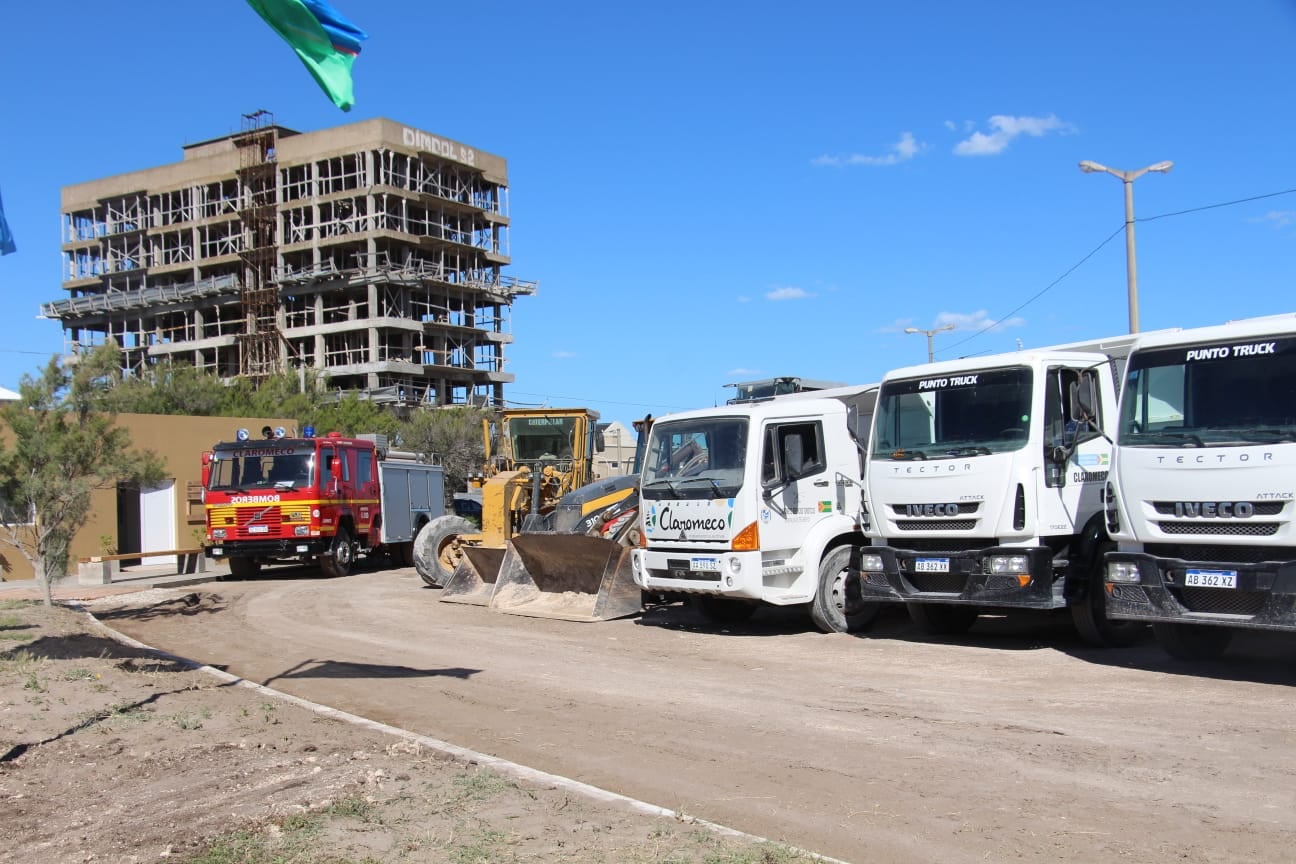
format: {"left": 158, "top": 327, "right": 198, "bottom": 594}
{"left": 934, "top": 184, "right": 1296, "bottom": 358}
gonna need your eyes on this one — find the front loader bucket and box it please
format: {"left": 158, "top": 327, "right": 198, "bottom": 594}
{"left": 490, "top": 534, "right": 641, "bottom": 622}
{"left": 439, "top": 546, "right": 506, "bottom": 606}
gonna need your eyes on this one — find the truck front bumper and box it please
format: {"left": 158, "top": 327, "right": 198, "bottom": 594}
{"left": 855, "top": 544, "right": 1062, "bottom": 609}
{"left": 1104, "top": 551, "right": 1296, "bottom": 632}
{"left": 632, "top": 548, "right": 770, "bottom": 601}
{"left": 207, "top": 538, "right": 333, "bottom": 560}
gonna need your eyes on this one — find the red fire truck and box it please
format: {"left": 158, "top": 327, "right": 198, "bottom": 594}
{"left": 203, "top": 428, "right": 444, "bottom": 578}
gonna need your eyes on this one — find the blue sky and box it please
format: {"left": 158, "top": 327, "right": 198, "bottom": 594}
{"left": 1, "top": 2, "right": 1294, "bottom": 429}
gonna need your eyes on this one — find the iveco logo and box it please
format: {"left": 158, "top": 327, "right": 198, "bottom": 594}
{"left": 905, "top": 503, "right": 961, "bottom": 517}
{"left": 1173, "top": 502, "right": 1254, "bottom": 518}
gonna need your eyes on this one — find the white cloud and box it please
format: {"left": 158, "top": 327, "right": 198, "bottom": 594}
{"left": 953, "top": 114, "right": 1075, "bottom": 156}
{"left": 552, "top": 350, "right": 576, "bottom": 359}
{"left": 727, "top": 367, "right": 762, "bottom": 377}
{"left": 1256, "top": 210, "right": 1296, "bottom": 229}
{"left": 766, "top": 286, "right": 813, "bottom": 301}
{"left": 812, "top": 132, "right": 923, "bottom": 167}
{"left": 934, "top": 309, "right": 1026, "bottom": 332}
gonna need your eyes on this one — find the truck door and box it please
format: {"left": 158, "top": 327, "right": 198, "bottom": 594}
{"left": 1040, "top": 367, "right": 1109, "bottom": 534}
{"left": 758, "top": 419, "right": 833, "bottom": 571}
{"left": 355, "top": 447, "right": 379, "bottom": 538}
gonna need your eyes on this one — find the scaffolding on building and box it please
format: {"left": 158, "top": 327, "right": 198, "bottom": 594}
{"left": 46, "top": 116, "right": 534, "bottom": 408}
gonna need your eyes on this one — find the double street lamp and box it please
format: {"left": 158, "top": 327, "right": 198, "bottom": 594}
{"left": 1078, "top": 159, "right": 1174, "bottom": 334}
{"left": 904, "top": 323, "right": 955, "bottom": 363}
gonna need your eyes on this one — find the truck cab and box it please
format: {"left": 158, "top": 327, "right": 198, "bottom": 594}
{"left": 1104, "top": 314, "right": 1296, "bottom": 659}
{"left": 630, "top": 386, "right": 877, "bottom": 632}
{"left": 858, "top": 341, "right": 1137, "bottom": 644}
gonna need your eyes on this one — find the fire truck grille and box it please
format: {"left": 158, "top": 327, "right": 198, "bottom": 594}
{"left": 1156, "top": 522, "right": 1278, "bottom": 537}
{"left": 208, "top": 505, "right": 283, "bottom": 539}
{"left": 1168, "top": 587, "right": 1267, "bottom": 616}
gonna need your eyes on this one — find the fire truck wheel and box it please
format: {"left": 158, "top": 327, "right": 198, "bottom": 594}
{"left": 320, "top": 527, "right": 354, "bottom": 578}
{"left": 227, "top": 557, "right": 261, "bottom": 580}
{"left": 810, "top": 545, "right": 880, "bottom": 634}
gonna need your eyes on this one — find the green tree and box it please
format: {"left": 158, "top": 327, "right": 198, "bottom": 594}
{"left": 0, "top": 346, "right": 164, "bottom": 606}
{"left": 398, "top": 407, "right": 490, "bottom": 506}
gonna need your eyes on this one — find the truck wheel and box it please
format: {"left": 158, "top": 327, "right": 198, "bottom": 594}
{"left": 1152, "top": 622, "right": 1232, "bottom": 660}
{"left": 810, "top": 545, "right": 880, "bottom": 634}
{"left": 692, "top": 596, "right": 758, "bottom": 625}
{"left": 414, "top": 515, "right": 476, "bottom": 588}
{"left": 1071, "top": 541, "right": 1144, "bottom": 647}
{"left": 906, "top": 602, "right": 978, "bottom": 636}
{"left": 227, "top": 557, "right": 261, "bottom": 580}
{"left": 319, "top": 527, "right": 354, "bottom": 578}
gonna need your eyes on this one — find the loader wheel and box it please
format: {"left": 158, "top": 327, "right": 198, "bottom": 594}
{"left": 1152, "top": 622, "right": 1232, "bottom": 661}
{"left": 810, "top": 545, "right": 880, "bottom": 634}
{"left": 227, "top": 557, "right": 261, "bottom": 580}
{"left": 414, "top": 515, "right": 476, "bottom": 588}
{"left": 319, "top": 527, "right": 354, "bottom": 579}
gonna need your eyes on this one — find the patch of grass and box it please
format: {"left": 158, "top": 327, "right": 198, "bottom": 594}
{"left": 449, "top": 828, "right": 509, "bottom": 864}
{"left": 106, "top": 702, "right": 150, "bottom": 724}
{"left": 23, "top": 672, "right": 46, "bottom": 693}
{"left": 63, "top": 667, "right": 98, "bottom": 681}
{"left": 260, "top": 701, "right": 280, "bottom": 725}
{"left": 0, "top": 614, "right": 22, "bottom": 629}
{"left": 0, "top": 632, "right": 30, "bottom": 642}
{"left": 324, "top": 795, "right": 377, "bottom": 822}
{"left": 190, "top": 807, "right": 387, "bottom": 864}
{"left": 0, "top": 649, "right": 46, "bottom": 675}
{"left": 171, "top": 709, "right": 212, "bottom": 730}
{"left": 0, "top": 599, "right": 33, "bottom": 611}
{"left": 450, "top": 769, "right": 512, "bottom": 803}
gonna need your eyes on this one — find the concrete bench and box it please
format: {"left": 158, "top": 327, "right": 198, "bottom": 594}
{"left": 76, "top": 548, "right": 209, "bottom": 585}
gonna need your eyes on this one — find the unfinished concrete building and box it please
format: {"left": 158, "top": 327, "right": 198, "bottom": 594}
{"left": 42, "top": 114, "right": 535, "bottom": 407}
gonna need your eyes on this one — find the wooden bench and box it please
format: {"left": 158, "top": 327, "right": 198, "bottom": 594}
{"left": 76, "top": 548, "right": 209, "bottom": 585}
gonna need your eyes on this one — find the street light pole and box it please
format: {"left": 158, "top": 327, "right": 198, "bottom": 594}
{"left": 903, "top": 323, "right": 955, "bottom": 363}
{"left": 1078, "top": 159, "right": 1174, "bottom": 334}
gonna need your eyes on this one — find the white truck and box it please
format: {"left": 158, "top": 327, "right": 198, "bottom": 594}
{"left": 1103, "top": 313, "right": 1296, "bottom": 659}
{"left": 855, "top": 338, "right": 1142, "bottom": 645}
{"left": 629, "top": 385, "right": 879, "bottom": 632}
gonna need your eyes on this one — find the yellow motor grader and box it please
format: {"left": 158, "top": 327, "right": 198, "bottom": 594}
{"left": 413, "top": 408, "right": 641, "bottom": 621}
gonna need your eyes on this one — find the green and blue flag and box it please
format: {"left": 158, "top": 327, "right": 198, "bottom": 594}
{"left": 245, "top": 0, "right": 368, "bottom": 111}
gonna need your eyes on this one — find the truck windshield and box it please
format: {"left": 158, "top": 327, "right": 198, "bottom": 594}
{"left": 641, "top": 418, "right": 747, "bottom": 499}
{"left": 871, "top": 367, "right": 1033, "bottom": 458}
{"left": 208, "top": 447, "right": 315, "bottom": 491}
{"left": 508, "top": 416, "right": 579, "bottom": 463}
{"left": 1119, "top": 336, "right": 1296, "bottom": 446}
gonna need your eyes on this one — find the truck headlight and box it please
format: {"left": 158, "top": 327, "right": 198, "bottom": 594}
{"left": 860, "top": 553, "right": 884, "bottom": 572}
{"left": 1107, "top": 561, "right": 1140, "bottom": 584}
{"left": 726, "top": 556, "right": 742, "bottom": 575}
{"left": 988, "top": 555, "right": 1029, "bottom": 575}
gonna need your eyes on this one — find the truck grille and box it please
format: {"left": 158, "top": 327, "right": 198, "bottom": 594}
{"left": 1168, "top": 587, "right": 1266, "bottom": 616}
{"left": 1144, "top": 544, "right": 1296, "bottom": 564}
{"left": 1153, "top": 501, "right": 1284, "bottom": 516}
{"left": 208, "top": 505, "right": 283, "bottom": 539}
{"left": 889, "top": 503, "right": 980, "bottom": 516}
{"left": 890, "top": 538, "right": 997, "bottom": 553}
{"left": 1156, "top": 522, "right": 1278, "bottom": 537}
{"left": 895, "top": 519, "right": 976, "bottom": 531}
{"left": 908, "top": 573, "right": 967, "bottom": 593}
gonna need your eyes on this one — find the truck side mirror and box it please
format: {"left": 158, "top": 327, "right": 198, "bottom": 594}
{"left": 1070, "top": 375, "right": 1097, "bottom": 420}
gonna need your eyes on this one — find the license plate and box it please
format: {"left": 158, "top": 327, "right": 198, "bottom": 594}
{"left": 914, "top": 558, "right": 950, "bottom": 573}
{"left": 247, "top": 525, "right": 269, "bottom": 534}
{"left": 210, "top": 547, "right": 223, "bottom": 556}
{"left": 1185, "top": 569, "right": 1237, "bottom": 589}
{"left": 690, "top": 557, "right": 721, "bottom": 572}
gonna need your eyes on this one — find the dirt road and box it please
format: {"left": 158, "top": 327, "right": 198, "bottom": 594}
{"left": 100, "top": 566, "right": 1296, "bottom": 864}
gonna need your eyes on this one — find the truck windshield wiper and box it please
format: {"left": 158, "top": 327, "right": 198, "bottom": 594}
{"left": 643, "top": 478, "right": 679, "bottom": 494}
{"left": 679, "top": 476, "right": 725, "bottom": 497}
{"left": 944, "top": 446, "right": 991, "bottom": 457}
{"left": 1139, "top": 431, "right": 1204, "bottom": 447}
{"left": 886, "top": 449, "right": 927, "bottom": 460}
{"left": 1234, "top": 428, "right": 1296, "bottom": 443}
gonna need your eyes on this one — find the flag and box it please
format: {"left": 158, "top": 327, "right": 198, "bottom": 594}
{"left": 0, "top": 187, "right": 14, "bottom": 256}
{"left": 245, "top": 0, "right": 368, "bottom": 111}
